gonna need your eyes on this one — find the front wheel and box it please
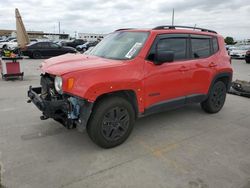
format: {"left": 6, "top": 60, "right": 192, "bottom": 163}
{"left": 201, "top": 81, "right": 227, "bottom": 113}
{"left": 87, "top": 96, "right": 135, "bottom": 148}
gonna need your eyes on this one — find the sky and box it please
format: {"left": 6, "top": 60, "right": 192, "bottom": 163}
{"left": 0, "top": 0, "right": 250, "bottom": 39}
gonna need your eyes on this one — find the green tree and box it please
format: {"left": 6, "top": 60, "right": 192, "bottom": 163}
{"left": 224, "top": 37, "right": 235, "bottom": 45}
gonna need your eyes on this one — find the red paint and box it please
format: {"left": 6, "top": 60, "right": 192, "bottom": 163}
{"left": 6, "top": 62, "right": 21, "bottom": 74}
{"left": 41, "top": 29, "right": 232, "bottom": 113}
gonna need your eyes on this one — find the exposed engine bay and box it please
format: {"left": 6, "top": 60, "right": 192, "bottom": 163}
{"left": 27, "top": 74, "right": 93, "bottom": 131}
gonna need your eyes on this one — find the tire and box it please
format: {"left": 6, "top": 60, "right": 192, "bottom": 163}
{"left": 201, "top": 81, "right": 227, "bottom": 113}
{"left": 32, "top": 51, "right": 42, "bottom": 59}
{"left": 87, "top": 96, "right": 135, "bottom": 148}
{"left": 245, "top": 59, "right": 250, "bottom": 64}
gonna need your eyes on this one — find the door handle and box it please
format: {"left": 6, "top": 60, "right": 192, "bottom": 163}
{"left": 209, "top": 62, "right": 217, "bottom": 67}
{"left": 179, "top": 66, "right": 189, "bottom": 72}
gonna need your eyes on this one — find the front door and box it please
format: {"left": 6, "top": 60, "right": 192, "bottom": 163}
{"left": 144, "top": 34, "right": 190, "bottom": 110}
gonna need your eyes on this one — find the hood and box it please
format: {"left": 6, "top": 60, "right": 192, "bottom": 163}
{"left": 41, "top": 53, "right": 125, "bottom": 76}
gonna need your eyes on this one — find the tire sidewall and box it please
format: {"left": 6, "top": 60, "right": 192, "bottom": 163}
{"left": 88, "top": 97, "right": 135, "bottom": 148}
{"left": 203, "top": 81, "right": 227, "bottom": 113}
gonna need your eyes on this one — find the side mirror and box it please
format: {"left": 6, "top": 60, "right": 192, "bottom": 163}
{"left": 155, "top": 50, "right": 174, "bottom": 65}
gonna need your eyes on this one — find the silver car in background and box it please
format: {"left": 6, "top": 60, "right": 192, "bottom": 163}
{"left": 229, "top": 45, "right": 250, "bottom": 59}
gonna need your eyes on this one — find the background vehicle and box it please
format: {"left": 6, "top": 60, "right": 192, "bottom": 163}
{"left": 63, "top": 39, "right": 86, "bottom": 48}
{"left": 0, "top": 37, "right": 16, "bottom": 49}
{"left": 22, "top": 41, "right": 77, "bottom": 58}
{"left": 76, "top": 41, "right": 99, "bottom": 52}
{"left": 1, "top": 38, "right": 18, "bottom": 50}
{"left": 0, "top": 38, "right": 38, "bottom": 50}
{"left": 28, "top": 26, "right": 232, "bottom": 148}
{"left": 229, "top": 45, "right": 250, "bottom": 59}
{"left": 245, "top": 50, "right": 250, "bottom": 64}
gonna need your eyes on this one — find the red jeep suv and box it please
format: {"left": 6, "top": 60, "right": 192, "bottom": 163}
{"left": 28, "top": 26, "right": 233, "bottom": 148}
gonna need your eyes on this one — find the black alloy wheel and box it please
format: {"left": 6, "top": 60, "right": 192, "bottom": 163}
{"left": 201, "top": 81, "right": 227, "bottom": 113}
{"left": 101, "top": 107, "right": 130, "bottom": 141}
{"left": 87, "top": 96, "right": 135, "bottom": 148}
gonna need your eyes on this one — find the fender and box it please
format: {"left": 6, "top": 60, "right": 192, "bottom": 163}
{"left": 209, "top": 72, "right": 233, "bottom": 93}
{"left": 83, "top": 81, "right": 145, "bottom": 113}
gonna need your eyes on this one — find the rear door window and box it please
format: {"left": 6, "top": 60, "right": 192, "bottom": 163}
{"left": 35, "top": 42, "right": 49, "bottom": 48}
{"left": 191, "top": 37, "right": 211, "bottom": 58}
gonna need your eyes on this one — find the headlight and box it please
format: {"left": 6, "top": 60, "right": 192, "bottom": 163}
{"left": 54, "top": 76, "right": 63, "bottom": 94}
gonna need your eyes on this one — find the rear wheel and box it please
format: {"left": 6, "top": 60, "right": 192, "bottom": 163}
{"left": 201, "top": 81, "right": 227, "bottom": 113}
{"left": 245, "top": 58, "right": 250, "bottom": 64}
{"left": 32, "top": 51, "right": 42, "bottom": 59}
{"left": 87, "top": 96, "right": 135, "bottom": 148}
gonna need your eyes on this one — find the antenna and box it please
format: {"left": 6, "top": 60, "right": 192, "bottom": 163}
{"left": 172, "top": 8, "right": 175, "bottom": 26}
{"left": 193, "top": 24, "right": 197, "bottom": 30}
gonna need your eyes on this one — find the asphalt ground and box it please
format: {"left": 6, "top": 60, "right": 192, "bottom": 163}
{"left": 0, "top": 58, "right": 250, "bottom": 188}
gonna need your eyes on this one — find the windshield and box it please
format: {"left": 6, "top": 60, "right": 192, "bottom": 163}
{"left": 89, "top": 31, "right": 149, "bottom": 60}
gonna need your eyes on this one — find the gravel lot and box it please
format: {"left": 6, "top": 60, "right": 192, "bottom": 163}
{"left": 0, "top": 58, "right": 250, "bottom": 188}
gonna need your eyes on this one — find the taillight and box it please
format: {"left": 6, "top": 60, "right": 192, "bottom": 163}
{"left": 246, "top": 50, "right": 250, "bottom": 55}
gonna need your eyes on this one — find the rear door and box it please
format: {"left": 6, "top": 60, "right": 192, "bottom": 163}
{"left": 38, "top": 42, "right": 49, "bottom": 57}
{"left": 32, "top": 42, "right": 50, "bottom": 56}
{"left": 184, "top": 35, "right": 218, "bottom": 96}
{"left": 144, "top": 34, "right": 191, "bottom": 109}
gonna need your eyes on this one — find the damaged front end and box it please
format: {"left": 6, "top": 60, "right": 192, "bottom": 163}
{"left": 27, "top": 74, "right": 93, "bottom": 131}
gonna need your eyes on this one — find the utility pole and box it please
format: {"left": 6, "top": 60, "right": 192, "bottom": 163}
{"left": 58, "top": 21, "right": 61, "bottom": 34}
{"left": 172, "top": 8, "right": 175, "bottom": 26}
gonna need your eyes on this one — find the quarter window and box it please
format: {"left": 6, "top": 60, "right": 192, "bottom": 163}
{"left": 212, "top": 37, "right": 219, "bottom": 53}
{"left": 157, "top": 38, "right": 187, "bottom": 61}
{"left": 191, "top": 38, "right": 211, "bottom": 58}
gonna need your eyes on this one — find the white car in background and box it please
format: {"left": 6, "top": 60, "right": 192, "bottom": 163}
{"left": 0, "top": 39, "right": 18, "bottom": 49}
{"left": 0, "top": 38, "right": 38, "bottom": 50}
{"left": 229, "top": 45, "right": 250, "bottom": 59}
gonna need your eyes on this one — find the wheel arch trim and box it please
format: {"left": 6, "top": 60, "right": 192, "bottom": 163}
{"left": 209, "top": 72, "right": 233, "bottom": 93}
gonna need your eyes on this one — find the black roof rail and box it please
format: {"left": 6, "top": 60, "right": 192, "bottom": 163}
{"left": 115, "top": 28, "right": 134, "bottom": 31}
{"left": 153, "top": 25, "right": 217, "bottom": 34}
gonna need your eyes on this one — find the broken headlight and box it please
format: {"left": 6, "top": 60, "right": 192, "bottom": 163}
{"left": 54, "top": 76, "right": 63, "bottom": 94}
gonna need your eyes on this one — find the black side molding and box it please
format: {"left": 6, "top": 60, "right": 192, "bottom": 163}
{"left": 142, "top": 94, "right": 207, "bottom": 117}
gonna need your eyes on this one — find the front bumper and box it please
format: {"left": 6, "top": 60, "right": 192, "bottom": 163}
{"left": 27, "top": 86, "right": 93, "bottom": 131}
{"left": 230, "top": 54, "right": 245, "bottom": 59}
{"left": 27, "top": 86, "right": 68, "bottom": 119}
